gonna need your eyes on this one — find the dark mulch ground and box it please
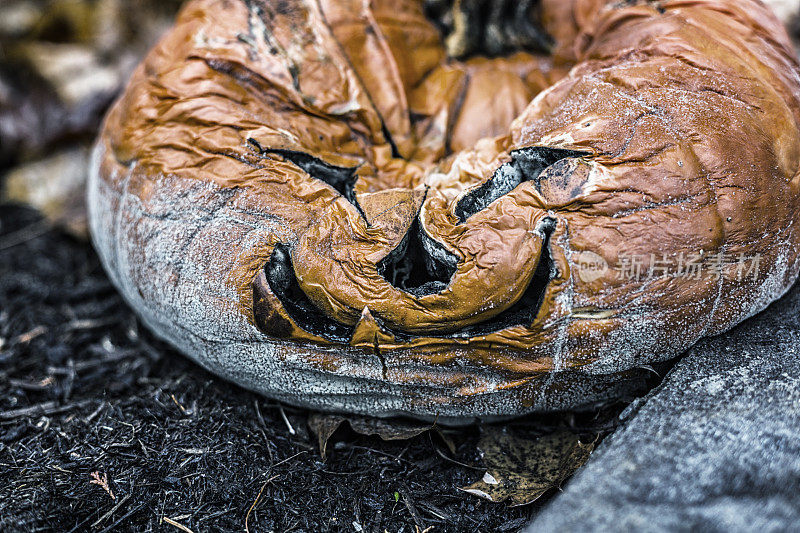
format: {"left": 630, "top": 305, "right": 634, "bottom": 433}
{"left": 0, "top": 203, "right": 666, "bottom": 532}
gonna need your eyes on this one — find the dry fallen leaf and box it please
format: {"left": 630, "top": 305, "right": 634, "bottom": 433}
{"left": 307, "top": 414, "right": 346, "bottom": 461}
{"left": 461, "top": 427, "right": 594, "bottom": 506}
{"left": 307, "top": 413, "right": 433, "bottom": 460}
{"left": 346, "top": 416, "right": 434, "bottom": 441}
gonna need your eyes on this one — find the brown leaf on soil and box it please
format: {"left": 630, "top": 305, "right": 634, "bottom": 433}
{"left": 307, "top": 413, "right": 433, "bottom": 460}
{"left": 307, "top": 414, "right": 347, "bottom": 461}
{"left": 461, "top": 427, "right": 594, "bottom": 506}
{"left": 346, "top": 416, "right": 433, "bottom": 441}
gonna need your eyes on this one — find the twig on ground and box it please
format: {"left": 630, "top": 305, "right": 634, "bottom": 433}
{"left": 278, "top": 405, "right": 295, "bottom": 435}
{"left": 91, "top": 493, "right": 131, "bottom": 528}
{"left": 0, "top": 220, "right": 51, "bottom": 251}
{"left": 401, "top": 483, "right": 426, "bottom": 530}
{"left": 89, "top": 471, "right": 115, "bottom": 500}
{"left": 245, "top": 475, "right": 278, "bottom": 533}
{"left": 0, "top": 399, "right": 93, "bottom": 420}
{"left": 162, "top": 516, "right": 195, "bottom": 533}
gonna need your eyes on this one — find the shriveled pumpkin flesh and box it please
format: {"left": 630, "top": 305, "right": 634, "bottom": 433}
{"left": 100, "top": 0, "right": 800, "bottom": 363}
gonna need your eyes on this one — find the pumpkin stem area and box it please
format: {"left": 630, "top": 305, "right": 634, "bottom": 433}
{"left": 424, "top": 0, "right": 551, "bottom": 59}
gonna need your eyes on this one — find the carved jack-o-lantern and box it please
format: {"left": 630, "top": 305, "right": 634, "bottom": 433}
{"left": 89, "top": 0, "right": 800, "bottom": 421}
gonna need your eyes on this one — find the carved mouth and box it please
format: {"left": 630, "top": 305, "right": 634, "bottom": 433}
{"left": 258, "top": 243, "right": 354, "bottom": 343}
{"left": 253, "top": 217, "right": 557, "bottom": 343}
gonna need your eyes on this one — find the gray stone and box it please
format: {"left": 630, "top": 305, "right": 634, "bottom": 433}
{"left": 529, "top": 281, "right": 800, "bottom": 532}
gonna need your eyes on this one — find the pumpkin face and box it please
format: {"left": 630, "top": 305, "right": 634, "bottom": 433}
{"left": 89, "top": 0, "right": 800, "bottom": 420}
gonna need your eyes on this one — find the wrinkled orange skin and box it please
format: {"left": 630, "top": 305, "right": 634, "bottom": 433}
{"left": 91, "top": 0, "right": 800, "bottom": 416}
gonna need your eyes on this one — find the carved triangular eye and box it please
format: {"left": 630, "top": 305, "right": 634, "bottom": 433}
{"left": 249, "top": 139, "right": 366, "bottom": 219}
{"left": 454, "top": 146, "right": 589, "bottom": 223}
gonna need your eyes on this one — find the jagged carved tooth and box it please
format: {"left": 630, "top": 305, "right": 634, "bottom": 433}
{"left": 350, "top": 306, "right": 395, "bottom": 347}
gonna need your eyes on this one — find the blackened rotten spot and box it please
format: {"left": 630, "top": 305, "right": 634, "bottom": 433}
{"left": 248, "top": 139, "right": 367, "bottom": 220}
{"left": 455, "top": 146, "right": 588, "bottom": 223}
{"left": 377, "top": 217, "right": 459, "bottom": 296}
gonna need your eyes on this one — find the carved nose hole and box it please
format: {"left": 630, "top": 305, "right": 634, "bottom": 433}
{"left": 377, "top": 217, "right": 459, "bottom": 297}
{"left": 454, "top": 146, "right": 589, "bottom": 223}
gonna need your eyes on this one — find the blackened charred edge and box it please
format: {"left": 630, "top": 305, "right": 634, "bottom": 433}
{"left": 380, "top": 122, "right": 403, "bottom": 161}
{"left": 454, "top": 146, "right": 589, "bottom": 223}
{"left": 507, "top": 0, "right": 552, "bottom": 52}
{"left": 248, "top": 139, "right": 368, "bottom": 221}
{"left": 258, "top": 243, "right": 353, "bottom": 343}
{"left": 254, "top": 217, "right": 557, "bottom": 343}
{"left": 252, "top": 269, "right": 294, "bottom": 339}
{"left": 377, "top": 216, "right": 459, "bottom": 297}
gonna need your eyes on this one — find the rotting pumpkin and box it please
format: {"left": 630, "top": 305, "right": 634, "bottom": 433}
{"left": 88, "top": 0, "right": 800, "bottom": 422}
